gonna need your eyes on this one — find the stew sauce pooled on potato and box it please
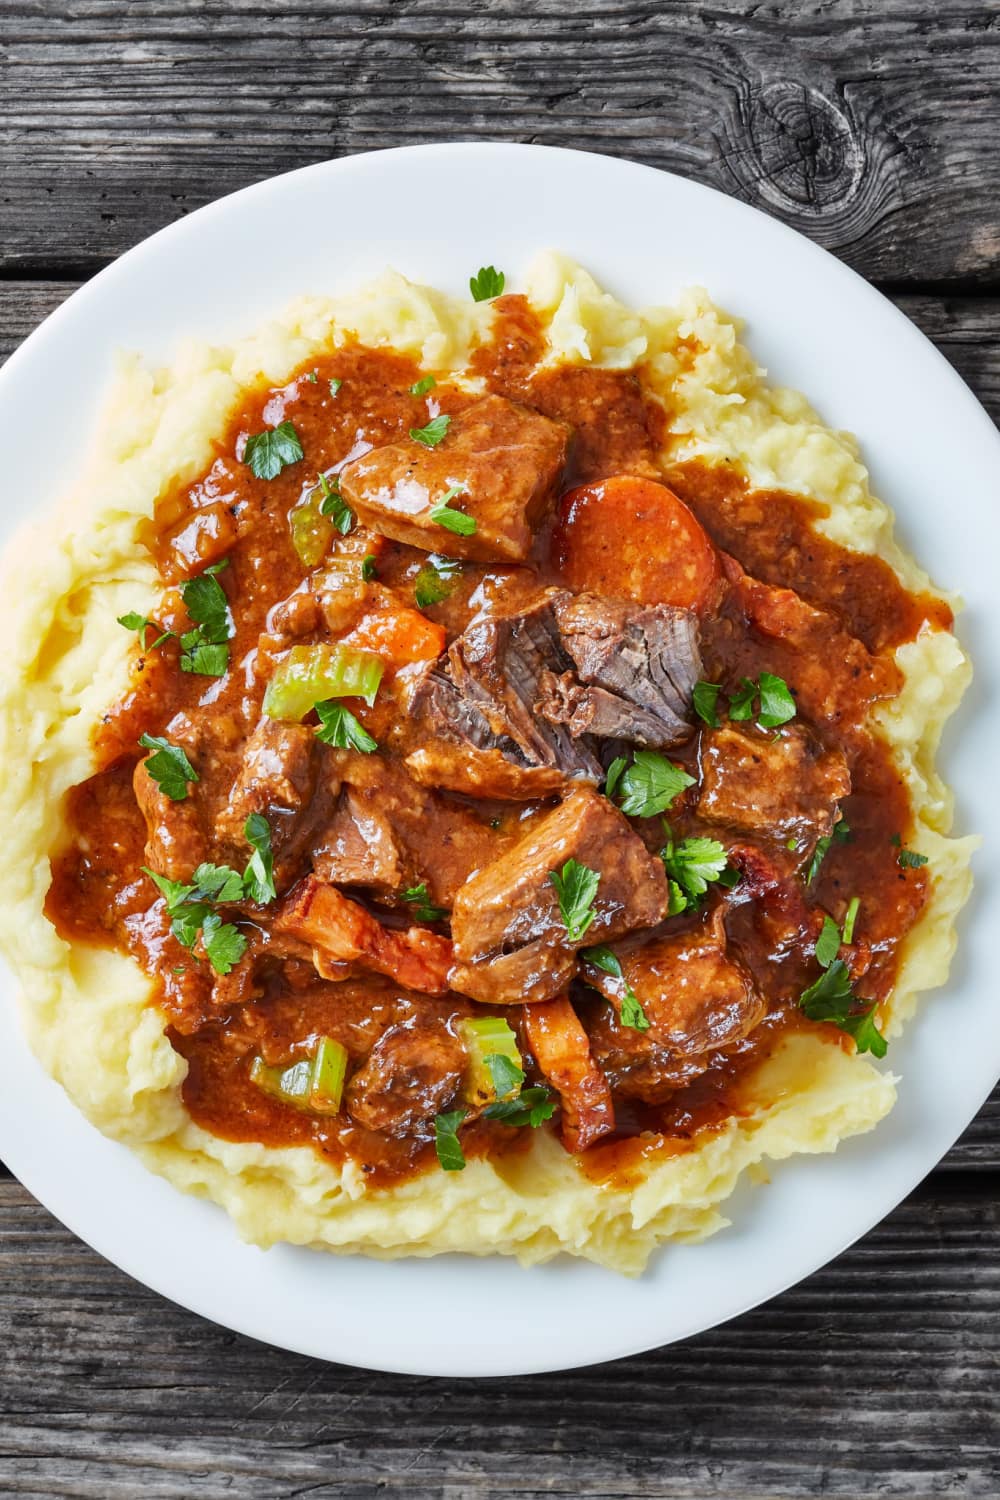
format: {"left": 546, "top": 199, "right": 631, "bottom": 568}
{"left": 47, "top": 294, "right": 948, "bottom": 1188}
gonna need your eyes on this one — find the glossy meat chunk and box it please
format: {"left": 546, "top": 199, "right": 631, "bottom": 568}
{"left": 405, "top": 742, "right": 568, "bottom": 802}
{"left": 346, "top": 1023, "right": 465, "bottom": 1135}
{"left": 697, "top": 723, "right": 850, "bottom": 847}
{"left": 449, "top": 787, "right": 669, "bottom": 1005}
{"left": 275, "top": 876, "right": 453, "bottom": 994}
{"left": 339, "top": 393, "right": 570, "bottom": 562}
{"left": 540, "top": 592, "right": 701, "bottom": 747}
{"left": 311, "top": 752, "right": 501, "bottom": 906}
{"left": 133, "top": 712, "right": 208, "bottom": 880}
{"left": 522, "top": 996, "right": 615, "bottom": 1152}
{"left": 583, "top": 912, "right": 765, "bottom": 1102}
{"left": 217, "top": 716, "right": 321, "bottom": 877}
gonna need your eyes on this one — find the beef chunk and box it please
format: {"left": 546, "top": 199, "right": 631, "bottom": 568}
{"left": 449, "top": 787, "right": 669, "bottom": 1005}
{"left": 405, "top": 743, "right": 568, "bottom": 802}
{"left": 583, "top": 911, "right": 765, "bottom": 1102}
{"left": 134, "top": 712, "right": 209, "bottom": 879}
{"left": 339, "top": 394, "right": 570, "bottom": 562}
{"left": 311, "top": 753, "right": 502, "bottom": 906}
{"left": 217, "top": 717, "right": 323, "bottom": 881}
{"left": 346, "top": 1023, "right": 465, "bottom": 1136}
{"left": 697, "top": 723, "right": 850, "bottom": 847}
{"left": 522, "top": 996, "right": 615, "bottom": 1152}
{"left": 274, "top": 876, "right": 453, "bottom": 995}
{"left": 540, "top": 593, "right": 701, "bottom": 747}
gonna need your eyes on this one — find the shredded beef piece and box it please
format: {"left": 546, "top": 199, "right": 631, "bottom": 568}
{"left": 346, "top": 1023, "right": 465, "bottom": 1136}
{"left": 697, "top": 722, "right": 850, "bottom": 850}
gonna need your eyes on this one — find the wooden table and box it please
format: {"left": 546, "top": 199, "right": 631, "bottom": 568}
{"left": 2, "top": 4, "right": 998, "bottom": 1495}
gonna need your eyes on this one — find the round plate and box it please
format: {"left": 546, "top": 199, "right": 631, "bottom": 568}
{"left": 0, "top": 144, "right": 995, "bottom": 1378}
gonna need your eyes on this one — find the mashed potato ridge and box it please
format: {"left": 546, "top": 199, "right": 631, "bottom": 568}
{"left": 0, "top": 255, "right": 975, "bottom": 1273}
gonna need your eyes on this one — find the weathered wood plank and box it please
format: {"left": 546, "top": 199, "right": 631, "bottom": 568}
{"left": 1, "top": 1, "right": 998, "bottom": 285}
{"left": 0, "top": 1175, "right": 997, "bottom": 1497}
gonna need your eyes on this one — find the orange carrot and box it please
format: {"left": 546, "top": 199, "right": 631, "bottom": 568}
{"left": 340, "top": 605, "right": 446, "bottom": 669}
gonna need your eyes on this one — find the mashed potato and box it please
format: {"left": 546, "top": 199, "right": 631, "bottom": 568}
{"left": 0, "top": 256, "right": 976, "bottom": 1274}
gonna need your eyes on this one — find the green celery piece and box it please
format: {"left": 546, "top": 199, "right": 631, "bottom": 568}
{"left": 456, "top": 1016, "right": 523, "bottom": 1106}
{"left": 263, "top": 643, "right": 384, "bottom": 720}
{"left": 289, "top": 486, "right": 334, "bottom": 566}
{"left": 310, "top": 1037, "right": 348, "bottom": 1114}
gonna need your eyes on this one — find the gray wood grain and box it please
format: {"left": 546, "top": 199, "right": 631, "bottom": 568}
{"left": 0, "top": 1175, "right": 997, "bottom": 1498}
{"left": 2, "top": 1, "right": 998, "bottom": 285}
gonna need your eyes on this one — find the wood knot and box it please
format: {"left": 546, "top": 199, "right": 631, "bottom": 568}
{"left": 722, "top": 82, "right": 863, "bottom": 218}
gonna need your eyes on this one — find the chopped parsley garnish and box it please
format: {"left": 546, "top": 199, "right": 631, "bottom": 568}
{"left": 243, "top": 812, "right": 277, "bottom": 905}
{"left": 799, "top": 959, "right": 887, "bottom": 1059}
{"left": 549, "top": 859, "right": 600, "bottom": 943}
{"left": 305, "top": 370, "right": 318, "bottom": 384}
{"left": 434, "top": 1108, "right": 467, "bottom": 1170}
{"left": 814, "top": 914, "right": 841, "bottom": 970}
{"left": 200, "top": 912, "right": 248, "bottom": 976}
{"left": 842, "top": 896, "right": 860, "bottom": 945}
{"left": 661, "top": 834, "right": 729, "bottom": 908}
{"left": 138, "top": 733, "right": 199, "bottom": 802}
{"left": 582, "top": 945, "right": 650, "bottom": 1032}
{"left": 190, "top": 863, "right": 245, "bottom": 903}
{"left": 361, "top": 554, "right": 378, "bottom": 582}
{"left": 805, "top": 816, "right": 851, "bottom": 884}
{"left": 728, "top": 673, "right": 796, "bottom": 728}
{"left": 484, "top": 1086, "right": 556, "bottom": 1129}
{"left": 484, "top": 1052, "right": 524, "bottom": 1101}
{"left": 617, "top": 751, "right": 696, "bottom": 820}
{"left": 692, "top": 680, "right": 721, "bottom": 728}
{"left": 603, "top": 756, "right": 627, "bottom": 800}
{"left": 414, "top": 555, "right": 463, "bottom": 608}
{"left": 317, "top": 472, "right": 355, "bottom": 535}
{"left": 403, "top": 883, "right": 447, "bottom": 922}
{"left": 897, "top": 846, "right": 929, "bottom": 869}
{"left": 667, "top": 880, "right": 688, "bottom": 916}
{"left": 243, "top": 419, "right": 304, "bottom": 481}
{"left": 469, "top": 266, "right": 505, "bottom": 302}
{"left": 410, "top": 375, "right": 436, "bottom": 397}
{"left": 429, "top": 485, "right": 476, "bottom": 536}
{"left": 314, "top": 700, "right": 377, "bottom": 753}
{"left": 118, "top": 612, "right": 172, "bottom": 652}
{"left": 329, "top": 378, "right": 342, "bottom": 397}
{"left": 179, "top": 561, "right": 233, "bottom": 677}
{"left": 409, "top": 414, "right": 451, "bottom": 448}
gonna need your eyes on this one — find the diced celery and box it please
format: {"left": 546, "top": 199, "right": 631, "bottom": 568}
{"left": 289, "top": 489, "right": 334, "bottom": 567}
{"left": 263, "top": 643, "right": 384, "bottom": 720}
{"left": 457, "top": 1016, "right": 523, "bottom": 1107}
{"left": 310, "top": 1036, "right": 348, "bottom": 1115}
{"left": 249, "top": 1035, "right": 349, "bottom": 1115}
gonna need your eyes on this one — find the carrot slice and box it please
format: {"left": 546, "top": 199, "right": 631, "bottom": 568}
{"left": 522, "top": 996, "right": 615, "bottom": 1153}
{"left": 340, "top": 605, "right": 446, "bottom": 669}
{"left": 552, "top": 474, "right": 720, "bottom": 611}
{"left": 275, "top": 876, "right": 452, "bottom": 995}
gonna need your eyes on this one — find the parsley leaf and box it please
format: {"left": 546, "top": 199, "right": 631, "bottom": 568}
{"left": 469, "top": 266, "right": 505, "bottom": 301}
{"left": 667, "top": 879, "right": 688, "bottom": 916}
{"left": 142, "top": 867, "right": 195, "bottom": 912}
{"left": 314, "top": 700, "right": 378, "bottom": 753}
{"left": 329, "top": 378, "right": 342, "bottom": 397}
{"left": 138, "top": 733, "right": 199, "bottom": 802}
{"left": 317, "top": 472, "right": 355, "bottom": 534}
{"left": 243, "top": 419, "right": 304, "bottom": 481}
{"left": 757, "top": 672, "right": 797, "bottom": 728}
{"left": 179, "top": 562, "right": 233, "bottom": 677}
{"left": 429, "top": 485, "right": 476, "bottom": 536}
{"left": 842, "top": 896, "right": 860, "bottom": 945}
{"left": 728, "top": 677, "right": 757, "bottom": 721}
{"left": 603, "top": 756, "right": 627, "bottom": 800}
{"left": 692, "top": 680, "right": 721, "bottom": 728}
{"left": 118, "top": 612, "right": 172, "bottom": 652}
{"left": 805, "top": 816, "right": 850, "bottom": 884}
{"left": 434, "top": 1108, "right": 467, "bottom": 1170}
{"left": 200, "top": 913, "right": 248, "bottom": 976}
{"left": 618, "top": 751, "right": 696, "bottom": 819}
{"left": 799, "top": 959, "right": 887, "bottom": 1059}
{"left": 410, "top": 414, "right": 451, "bottom": 448}
{"left": 361, "top": 554, "right": 378, "bottom": 582}
{"left": 410, "top": 375, "right": 436, "bottom": 397}
{"left": 191, "top": 863, "right": 245, "bottom": 903}
{"left": 180, "top": 636, "right": 230, "bottom": 677}
{"left": 484, "top": 1086, "right": 556, "bottom": 1129}
{"left": 484, "top": 1052, "right": 524, "bottom": 1101}
{"left": 549, "top": 859, "right": 600, "bottom": 943}
{"left": 661, "top": 835, "right": 729, "bottom": 904}
{"left": 414, "top": 555, "right": 463, "bottom": 608}
{"left": 814, "top": 914, "right": 841, "bottom": 970}
{"left": 403, "top": 882, "right": 447, "bottom": 922}
{"left": 243, "top": 812, "right": 277, "bottom": 905}
{"left": 897, "top": 847, "right": 929, "bottom": 869}
{"left": 582, "top": 944, "right": 650, "bottom": 1032}
{"left": 171, "top": 902, "right": 212, "bottom": 950}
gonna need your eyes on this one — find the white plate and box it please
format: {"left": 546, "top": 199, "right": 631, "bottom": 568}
{"left": 0, "top": 144, "right": 996, "bottom": 1378}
